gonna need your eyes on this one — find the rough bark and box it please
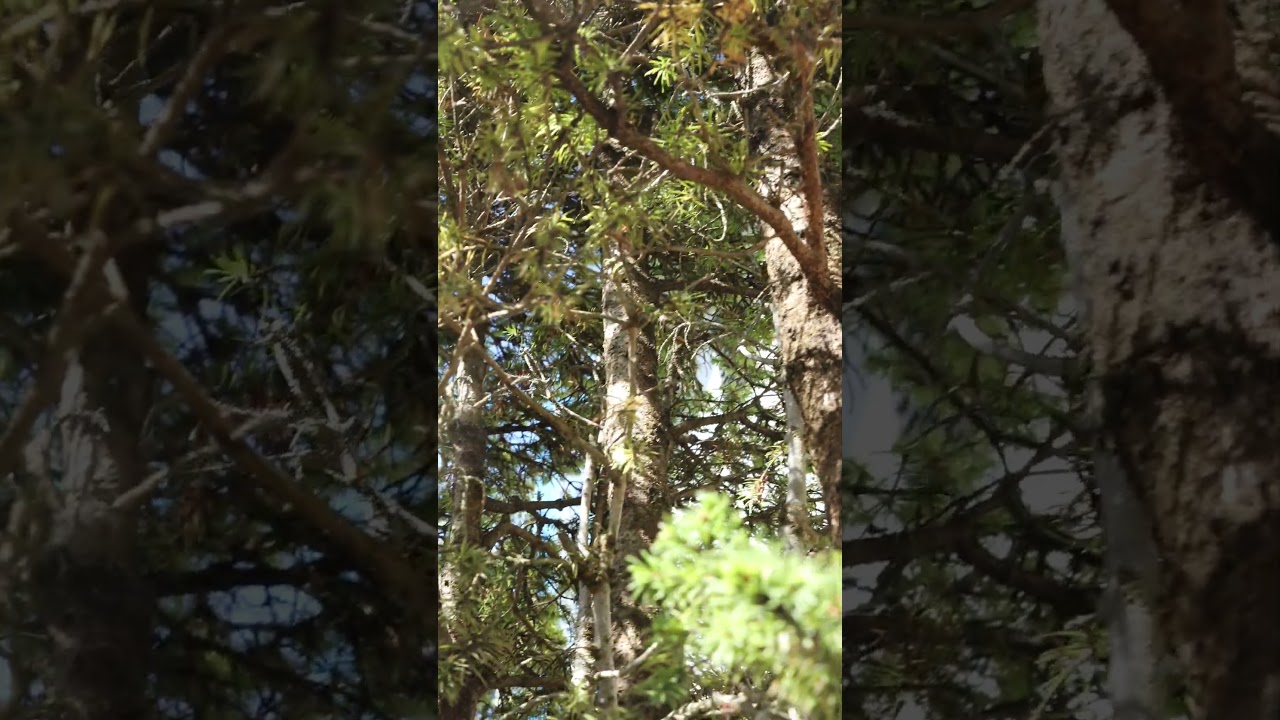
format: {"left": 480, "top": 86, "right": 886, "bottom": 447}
{"left": 1041, "top": 1, "right": 1280, "bottom": 717}
{"left": 747, "top": 53, "right": 842, "bottom": 544}
{"left": 594, "top": 240, "right": 671, "bottom": 718}
{"left": 440, "top": 325, "right": 488, "bottom": 720}
{"left": 1100, "top": 0, "right": 1280, "bottom": 242}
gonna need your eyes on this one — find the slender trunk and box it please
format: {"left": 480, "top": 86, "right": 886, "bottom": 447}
{"left": 1051, "top": 179, "right": 1167, "bottom": 720}
{"left": 1094, "top": 442, "right": 1167, "bottom": 720}
{"left": 29, "top": 246, "right": 154, "bottom": 719}
{"left": 440, "top": 325, "right": 488, "bottom": 720}
{"left": 781, "top": 385, "right": 819, "bottom": 552}
{"left": 1042, "top": 2, "right": 1280, "bottom": 717}
{"left": 594, "top": 239, "right": 671, "bottom": 717}
{"left": 571, "top": 456, "right": 597, "bottom": 693}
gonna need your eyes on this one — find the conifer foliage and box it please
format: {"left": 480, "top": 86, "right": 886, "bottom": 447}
{"left": 439, "top": 0, "right": 840, "bottom": 717}
{"left": 0, "top": 2, "right": 435, "bottom": 718}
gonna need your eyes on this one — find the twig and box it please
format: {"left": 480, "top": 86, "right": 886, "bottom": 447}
{"left": 551, "top": 51, "right": 837, "bottom": 313}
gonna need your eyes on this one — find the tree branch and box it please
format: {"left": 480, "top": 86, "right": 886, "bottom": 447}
{"left": 793, "top": 62, "right": 827, "bottom": 275}
{"left": 847, "top": 106, "right": 1027, "bottom": 163}
{"left": 18, "top": 239, "right": 434, "bottom": 630}
{"left": 1103, "top": 0, "right": 1280, "bottom": 241}
{"left": 954, "top": 536, "right": 1097, "bottom": 617}
{"left": 485, "top": 496, "right": 580, "bottom": 513}
{"left": 947, "top": 314, "right": 1075, "bottom": 378}
{"left": 843, "top": 494, "right": 1002, "bottom": 564}
{"left": 551, "top": 50, "right": 837, "bottom": 313}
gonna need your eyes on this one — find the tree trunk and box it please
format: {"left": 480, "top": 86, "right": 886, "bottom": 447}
{"left": 440, "top": 325, "right": 488, "bottom": 720}
{"left": 29, "top": 247, "right": 155, "bottom": 719}
{"left": 747, "top": 53, "right": 842, "bottom": 544}
{"left": 594, "top": 239, "right": 671, "bottom": 718}
{"left": 1041, "top": 1, "right": 1280, "bottom": 717}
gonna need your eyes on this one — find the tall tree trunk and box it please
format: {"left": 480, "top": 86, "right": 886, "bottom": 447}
{"left": 1052, "top": 178, "right": 1168, "bottom": 720}
{"left": 746, "top": 53, "right": 842, "bottom": 544}
{"left": 592, "top": 239, "right": 671, "bottom": 718}
{"left": 1041, "top": 2, "right": 1280, "bottom": 717}
{"left": 440, "top": 324, "right": 488, "bottom": 720}
{"left": 29, "top": 245, "right": 155, "bottom": 719}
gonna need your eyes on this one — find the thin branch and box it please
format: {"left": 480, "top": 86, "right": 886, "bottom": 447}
{"left": 481, "top": 521, "right": 560, "bottom": 557}
{"left": 480, "top": 348, "right": 611, "bottom": 472}
{"left": 947, "top": 314, "right": 1075, "bottom": 378}
{"left": 843, "top": 493, "right": 1002, "bottom": 565}
{"left": 954, "top": 536, "right": 1097, "bottom": 617}
{"left": 138, "top": 23, "right": 236, "bottom": 157}
{"left": 485, "top": 496, "right": 580, "bottom": 513}
{"left": 848, "top": 106, "right": 1027, "bottom": 163}
{"left": 551, "top": 48, "right": 837, "bottom": 314}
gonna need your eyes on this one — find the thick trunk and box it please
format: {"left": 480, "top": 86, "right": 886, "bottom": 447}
{"left": 29, "top": 248, "right": 154, "bottom": 719}
{"left": 747, "top": 54, "right": 842, "bottom": 544}
{"left": 440, "top": 327, "right": 488, "bottom": 720}
{"left": 595, "top": 240, "right": 671, "bottom": 718}
{"left": 1041, "top": 2, "right": 1280, "bottom": 717}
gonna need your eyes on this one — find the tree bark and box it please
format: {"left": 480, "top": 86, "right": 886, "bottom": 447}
{"left": 747, "top": 53, "right": 842, "bottom": 544}
{"left": 593, "top": 239, "right": 672, "bottom": 718}
{"left": 1041, "top": 1, "right": 1280, "bottom": 717}
{"left": 548, "top": 41, "right": 841, "bottom": 544}
{"left": 440, "top": 324, "right": 488, "bottom": 720}
{"left": 29, "top": 245, "right": 155, "bottom": 720}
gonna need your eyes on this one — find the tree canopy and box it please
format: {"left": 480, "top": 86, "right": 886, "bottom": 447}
{"left": 0, "top": 2, "right": 435, "bottom": 718}
{"left": 846, "top": 1, "right": 1104, "bottom": 718}
{"left": 439, "top": 0, "right": 840, "bottom": 717}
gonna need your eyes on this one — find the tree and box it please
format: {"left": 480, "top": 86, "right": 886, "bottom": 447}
{"left": 0, "top": 2, "right": 435, "bottom": 718}
{"left": 1043, "top": 1, "right": 1280, "bottom": 718}
{"left": 847, "top": 1, "right": 1280, "bottom": 720}
{"left": 438, "top": 0, "right": 840, "bottom": 717}
{"left": 845, "top": 1, "right": 1102, "bottom": 718}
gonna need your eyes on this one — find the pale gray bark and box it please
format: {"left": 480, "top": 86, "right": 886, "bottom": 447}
{"left": 440, "top": 325, "right": 488, "bottom": 720}
{"left": 571, "top": 456, "right": 597, "bottom": 692}
{"left": 1051, "top": 176, "right": 1167, "bottom": 720}
{"left": 24, "top": 247, "right": 155, "bottom": 720}
{"left": 781, "top": 385, "right": 818, "bottom": 552}
{"left": 592, "top": 240, "right": 671, "bottom": 718}
{"left": 1094, "top": 445, "right": 1166, "bottom": 720}
{"left": 1040, "top": 2, "right": 1280, "bottom": 717}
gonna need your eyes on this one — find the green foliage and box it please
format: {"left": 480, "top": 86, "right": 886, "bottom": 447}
{"left": 439, "top": 0, "right": 839, "bottom": 714}
{"left": 845, "top": 2, "right": 1105, "bottom": 719}
{"left": 629, "top": 493, "right": 841, "bottom": 720}
{"left": 0, "top": 2, "right": 434, "bottom": 718}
